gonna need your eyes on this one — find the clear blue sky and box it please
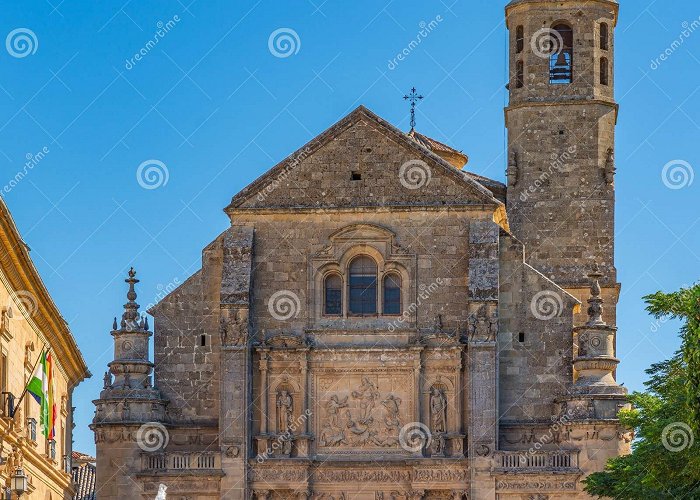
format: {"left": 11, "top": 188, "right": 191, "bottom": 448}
{"left": 1, "top": 0, "right": 698, "bottom": 456}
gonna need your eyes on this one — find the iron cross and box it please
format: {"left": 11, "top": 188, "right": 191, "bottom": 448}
{"left": 403, "top": 87, "right": 424, "bottom": 131}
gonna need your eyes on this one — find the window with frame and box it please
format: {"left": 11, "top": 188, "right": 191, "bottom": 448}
{"left": 600, "top": 57, "right": 609, "bottom": 86}
{"left": 516, "top": 25, "right": 524, "bottom": 53}
{"left": 28, "top": 417, "right": 37, "bottom": 441}
{"left": 516, "top": 60, "right": 524, "bottom": 88}
{"left": 382, "top": 274, "right": 402, "bottom": 315}
{"left": 324, "top": 274, "right": 342, "bottom": 316}
{"left": 348, "top": 256, "right": 377, "bottom": 315}
{"left": 549, "top": 24, "right": 574, "bottom": 84}
{"left": 600, "top": 23, "right": 609, "bottom": 50}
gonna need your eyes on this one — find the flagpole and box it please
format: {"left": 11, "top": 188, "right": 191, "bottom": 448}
{"left": 11, "top": 345, "right": 47, "bottom": 418}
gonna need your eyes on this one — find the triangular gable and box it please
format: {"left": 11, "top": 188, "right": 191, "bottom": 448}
{"left": 225, "top": 105, "right": 503, "bottom": 213}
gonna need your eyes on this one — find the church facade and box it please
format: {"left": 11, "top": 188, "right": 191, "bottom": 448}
{"left": 92, "top": 1, "right": 631, "bottom": 499}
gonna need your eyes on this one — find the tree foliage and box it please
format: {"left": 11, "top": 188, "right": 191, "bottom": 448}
{"left": 584, "top": 284, "right": 700, "bottom": 498}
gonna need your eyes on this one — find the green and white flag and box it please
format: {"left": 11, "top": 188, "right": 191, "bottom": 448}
{"left": 26, "top": 350, "right": 50, "bottom": 438}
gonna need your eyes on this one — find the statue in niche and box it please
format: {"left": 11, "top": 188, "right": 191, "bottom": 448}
{"left": 276, "top": 389, "right": 294, "bottom": 433}
{"left": 430, "top": 386, "right": 447, "bottom": 434}
{"left": 352, "top": 377, "right": 380, "bottom": 425}
{"left": 123, "top": 373, "right": 131, "bottom": 388}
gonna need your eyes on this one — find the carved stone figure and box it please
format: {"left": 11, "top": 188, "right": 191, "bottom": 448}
{"left": 103, "top": 371, "right": 112, "bottom": 389}
{"left": 352, "top": 377, "right": 380, "bottom": 424}
{"left": 604, "top": 147, "right": 615, "bottom": 184}
{"left": 320, "top": 395, "right": 349, "bottom": 447}
{"left": 507, "top": 149, "right": 519, "bottom": 187}
{"left": 220, "top": 309, "right": 248, "bottom": 347}
{"left": 430, "top": 386, "right": 447, "bottom": 434}
{"left": 276, "top": 389, "right": 293, "bottom": 433}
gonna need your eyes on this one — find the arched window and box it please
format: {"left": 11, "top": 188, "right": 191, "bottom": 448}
{"left": 600, "top": 23, "right": 609, "bottom": 50}
{"left": 549, "top": 24, "right": 573, "bottom": 84}
{"left": 516, "top": 25, "right": 524, "bottom": 53}
{"left": 383, "top": 274, "right": 402, "bottom": 315}
{"left": 516, "top": 60, "right": 524, "bottom": 88}
{"left": 324, "top": 274, "right": 342, "bottom": 316}
{"left": 600, "top": 57, "right": 609, "bottom": 86}
{"left": 348, "top": 256, "right": 377, "bottom": 315}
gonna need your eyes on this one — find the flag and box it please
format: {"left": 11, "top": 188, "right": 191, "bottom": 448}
{"left": 47, "top": 351, "right": 56, "bottom": 440}
{"left": 25, "top": 349, "right": 56, "bottom": 440}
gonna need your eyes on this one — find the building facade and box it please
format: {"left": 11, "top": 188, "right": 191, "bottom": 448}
{"left": 93, "top": 1, "right": 631, "bottom": 498}
{"left": 0, "top": 197, "right": 90, "bottom": 499}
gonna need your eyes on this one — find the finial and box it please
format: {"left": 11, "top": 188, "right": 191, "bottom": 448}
{"left": 121, "top": 267, "right": 142, "bottom": 331}
{"left": 586, "top": 266, "right": 605, "bottom": 326}
{"left": 403, "top": 87, "right": 424, "bottom": 131}
{"left": 112, "top": 317, "right": 118, "bottom": 331}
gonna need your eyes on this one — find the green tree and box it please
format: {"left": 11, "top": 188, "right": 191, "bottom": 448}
{"left": 584, "top": 284, "right": 700, "bottom": 499}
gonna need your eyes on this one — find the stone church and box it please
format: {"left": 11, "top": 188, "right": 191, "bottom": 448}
{"left": 92, "top": 0, "right": 631, "bottom": 498}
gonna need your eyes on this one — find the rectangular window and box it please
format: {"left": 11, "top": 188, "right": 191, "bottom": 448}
{"left": 383, "top": 288, "right": 401, "bottom": 315}
{"left": 49, "top": 439, "right": 56, "bottom": 460}
{"left": 28, "top": 417, "right": 37, "bottom": 441}
{"left": 325, "top": 288, "right": 342, "bottom": 315}
{"left": 349, "top": 276, "right": 377, "bottom": 315}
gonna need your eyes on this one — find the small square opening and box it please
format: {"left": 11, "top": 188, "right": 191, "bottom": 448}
{"left": 351, "top": 171, "right": 362, "bottom": 181}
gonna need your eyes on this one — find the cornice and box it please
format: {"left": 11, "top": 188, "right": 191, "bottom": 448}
{"left": 0, "top": 198, "right": 90, "bottom": 387}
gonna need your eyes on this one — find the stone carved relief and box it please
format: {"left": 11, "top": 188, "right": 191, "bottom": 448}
{"left": 467, "top": 304, "right": 497, "bottom": 342}
{"left": 507, "top": 149, "right": 519, "bottom": 187}
{"left": 318, "top": 375, "right": 410, "bottom": 450}
{"left": 220, "top": 308, "right": 248, "bottom": 347}
{"left": 604, "top": 148, "right": 615, "bottom": 185}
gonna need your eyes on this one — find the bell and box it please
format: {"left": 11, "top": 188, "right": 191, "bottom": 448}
{"left": 555, "top": 51, "right": 568, "bottom": 68}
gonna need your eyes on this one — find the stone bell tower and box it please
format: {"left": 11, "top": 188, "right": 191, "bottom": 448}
{"left": 91, "top": 269, "right": 168, "bottom": 500}
{"left": 505, "top": 0, "right": 620, "bottom": 321}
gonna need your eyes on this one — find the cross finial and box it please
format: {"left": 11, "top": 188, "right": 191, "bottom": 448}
{"left": 403, "top": 87, "right": 424, "bottom": 131}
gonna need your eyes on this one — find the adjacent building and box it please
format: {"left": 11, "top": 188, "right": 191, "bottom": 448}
{"left": 0, "top": 197, "right": 90, "bottom": 498}
{"left": 93, "top": 0, "right": 631, "bottom": 498}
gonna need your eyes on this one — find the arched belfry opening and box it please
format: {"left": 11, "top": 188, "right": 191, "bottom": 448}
{"left": 549, "top": 23, "right": 573, "bottom": 84}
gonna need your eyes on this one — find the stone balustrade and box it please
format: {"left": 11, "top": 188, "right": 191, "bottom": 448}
{"left": 494, "top": 450, "right": 579, "bottom": 472}
{"left": 141, "top": 452, "right": 221, "bottom": 472}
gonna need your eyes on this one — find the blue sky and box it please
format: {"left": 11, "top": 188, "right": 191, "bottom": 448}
{"left": 1, "top": 0, "right": 698, "bottom": 455}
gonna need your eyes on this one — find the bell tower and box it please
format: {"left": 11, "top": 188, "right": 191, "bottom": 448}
{"left": 505, "top": 0, "right": 620, "bottom": 320}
